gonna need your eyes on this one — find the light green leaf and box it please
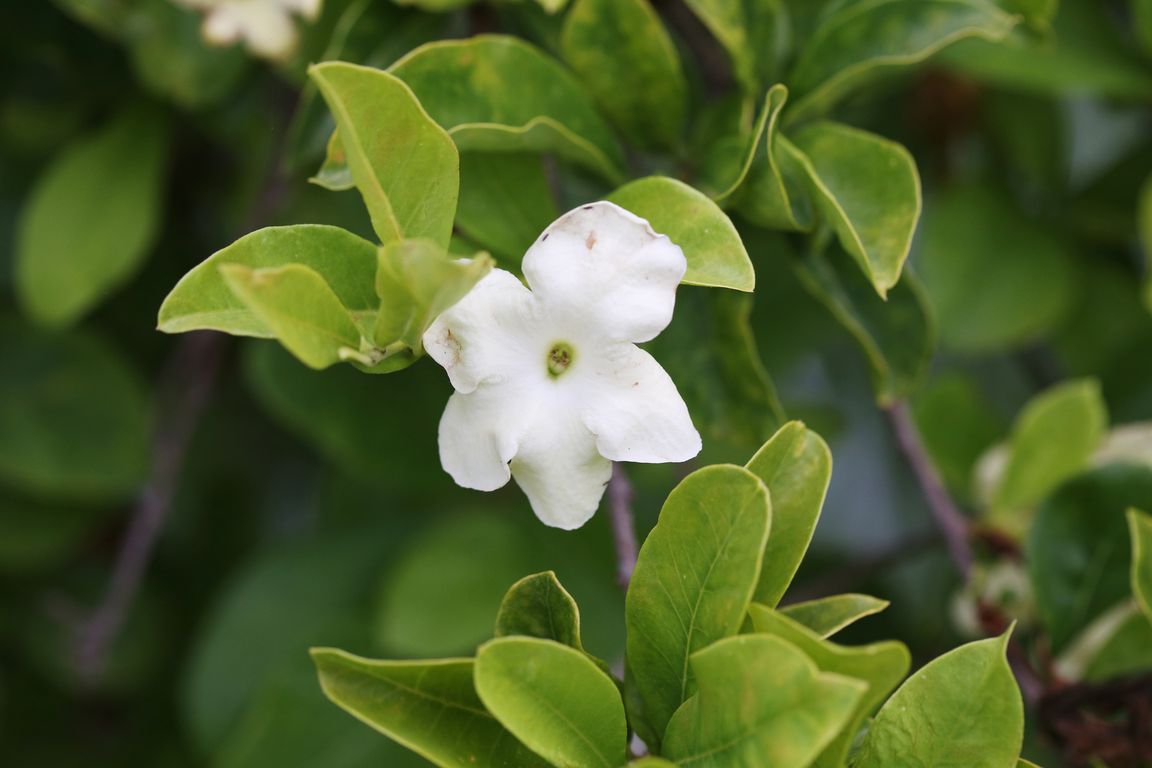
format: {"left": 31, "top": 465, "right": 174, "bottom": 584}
{"left": 746, "top": 605, "right": 910, "bottom": 768}
{"left": 745, "top": 421, "right": 832, "bottom": 606}
{"left": 625, "top": 464, "right": 771, "bottom": 747}
{"left": 373, "top": 239, "right": 493, "bottom": 352}
{"left": 683, "top": 0, "right": 790, "bottom": 94}
{"left": 663, "top": 634, "right": 866, "bottom": 768}
{"left": 455, "top": 152, "right": 557, "bottom": 267}
{"left": 16, "top": 105, "right": 168, "bottom": 328}
{"left": 560, "top": 0, "right": 687, "bottom": 150}
{"left": 390, "top": 35, "right": 626, "bottom": 182}
{"left": 310, "top": 61, "right": 459, "bottom": 248}
{"left": 919, "top": 184, "right": 1075, "bottom": 352}
{"left": 794, "top": 243, "right": 935, "bottom": 405}
{"left": 475, "top": 637, "right": 627, "bottom": 768}
{"left": 311, "top": 649, "right": 550, "bottom": 768}
{"left": 608, "top": 176, "right": 755, "bottom": 291}
{"left": 630, "top": 759, "right": 678, "bottom": 767}
{"left": 779, "top": 593, "right": 889, "bottom": 638}
{"left": 1128, "top": 508, "right": 1152, "bottom": 622}
{"left": 787, "top": 0, "right": 1017, "bottom": 120}
{"left": 311, "top": 132, "right": 353, "bottom": 192}
{"left": 494, "top": 571, "right": 583, "bottom": 650}
{"left": 1027, "top": 465, "right": 1152, "bottom": 651}
{"left": 0, "top": 322, "right": 148, "bottom": 502}
{"left": 158, "top": 225, "right": 377, "bottom": 338}
{"left": 853, "top": 632, "right": 1023, "bottom": 768}
{"left": 788, "top": 122, "right": 921, "bottom": 296}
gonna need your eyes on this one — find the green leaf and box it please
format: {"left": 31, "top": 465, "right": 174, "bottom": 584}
{"left": 919, "top": 184, "right": 1075, "bottom": 352}
{"left": 389, "top": 35, "right": 626, "bottom": 182}
{"left": 158, "top": 225, "right": 377, "bottom": 338}
{"left": 794, "top": 243, "right": 935, "bottom": 405}
{"left": 1129, "top": 508, "right": 1152, "bottom": 623}
{"left": 494, "top": 571, "right": 583, "bottom": 649}
{"left": 374, "top": 239, "right": 493, "bottom": 352}
{"left": 475, "top": 637, "right": 627, "bottom": 768}
{"left": 1027, "top": 465, "right": 1152, "bottom": 652}
{"left": 1138, "top": 0, "right": 1152, "bottom": 55}
{"left": 310, "top": 62, "right": 459, "bottom": 248}
{"left": 745, "top": 420, "right": 832, "bottom": 606}
{"left": 990, "top": 378, "right": 1107, "bottom": 524}
{"left": 560, "top": 0, "right": 687, "bottom": 150}
{"left": 779, "top": 593, "right": 889, "bottom": 638}
{"left": 16, "top": 105, "right": 168, "bottom": 328}
{"left": 455, "top": 152, "right": 558, "bottom": 267}
{"left": 683, "top": 0, "right": 790, "bottom": 94}
{"left": 220, "top": 263, "right": 367, "bottom": 371}
{"left": 311, "top": 132, "right": 354, "bottom": 192}
{"left": 1081, "top": 604, "right": 1152, "bottom": 682}
{"left": 1141, "top": 175, "right": 1152, "bottom": 311}
{"left": 913, "top": 374, "right": 1005, "bottom": 498}
{"left": 663, "top": 635, "right": 866, "bottom": 768}
{"left": 608, "top": 176, "right": 755, "bottom": 292}
{"left": 853, "top": 632, "right": 1024, "bottom": 768}
{"left": 630, "top": 760, "right": 678, "bottom": 767}
{"left": 787, "top": 0, "right": 1017, "bottom": 120}
{"left": 788, "top": 122, "right": 921, "bottom": 296}
{"left": 311, "top": 649, "right": 550, "bottom": 768}
{"left": 0, "top": 321, "right": 148, "bottom": 502}
{"left": 746, "top": 605, "right": 910, "bottom": 768}
{"left": 624, "top": 464, "right": 771, "bottom": 746}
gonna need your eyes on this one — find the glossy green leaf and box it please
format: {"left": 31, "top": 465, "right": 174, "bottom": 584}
{"left": 625, "top": 464, "right": 771, "bottom": 746}
{"left": 853, "top": 632, "right": 1023, "bottom": 768}
{"left": 475, "top": 637, "right": 627, "bottom": 768}
{"left": 16, "top": 105, "right": 168, "bottom": 328}
{"left": 494, "top": 571, "right": 583, "bottom": 649}
{"left": 374, "top": 238, "right": 493, "bottom": 352}
{"left": 663, "top": 634, "right": 866, "bottom": 768}
{"left": 746, "top": 605, "right": 910, "bottom": 767}
{"left": 779, "top": 593, "right": 889, "bottom": 638}
{"left": 745, "top": 420, "right": 832, "bottom": 606}
{"left": 310, "top": 62, "right": 459, "bottom": 248}
{"left": 0, "top": 322, "right": 148, "bottom": 502}
{"left": 789, "top": 122, "right": 921, "bottom": 296}
{"left": 390, "top": 35, "right": 626, "bottom": 182}
{"left": 608, "top": 176, "right": 755, "bottom": 291}
{"left": 560, "top": 0, "right": 687, "bottom": 150}
{"left": 1027, "top": 465, "right": 1152, "bottom": 651}
{"left": 794, "top": 244, "right": 935, "bottom": 405}
{"left": 311, "top": 649, "right": 549, "bottom": 768}
{"left": 1128, "top": 508, "right": 1152, "bottom": 622}
{"left": 919, "top": 184, "right": 1075, "bottom": 352}
{"left": 730, "top": 88, "right": 814, "bottom": 232}
{"left": 683, "top": 0, "right": 790, "bottom": 94}
{"left": 158, "top": 225, "right": 377, "bottom": 338}
{"left": 455, "top": 153, "right": 557, "bottom": 267}
{"left": 787, "top": 0, "right": 1017, "bottom": 120}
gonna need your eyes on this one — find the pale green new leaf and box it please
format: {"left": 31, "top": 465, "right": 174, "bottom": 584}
{"left": 1128, "top": 508, "right": 1152, "bottom": 622}
{"left": 789, "top": 122, "right": 921, "bottom": 296}
{"left": 787, "top": 0, "right": 1018, "bottom": 120}
{"left": 494, "top": 571, "right": 583, "bottom": 650}
{"left": 390, "top": 35, "right": 626, "bottom": 182}
{"left": 475, "top": 637, "right": 627, "bottom": 768}
{"left": 560, "top": 0, "right": 687, "bottom": 150}
{"left": 310, "top": 649, "right": 549, "bottom": 768}
{"left": 625, "top": 465, "right": 771, "bottom": 748}
{"left": 780, "top": 593, "right": 889, "bottom": 638}
{"left": 746, "top": 605, "right": 910, "bottom": 768}
{"left": 310, "top": 62, "right": 459, "bottom": 248}
{"left": 456, "top": 153, "right": 557, "bottom": 267}
{"left": 16, "top": 105, "right": 168, "bottom": 328}
{"left": 663, "top": 634, "right": 866, "bottom": 768}
{"left": 608, "top": 176, "right": 755, "bottom": 292}
{"left": 853, "top": 632, "right": 1024, "bottom": 768}
{"left": 745, "top": 421, "right": 832, "bottom": 606}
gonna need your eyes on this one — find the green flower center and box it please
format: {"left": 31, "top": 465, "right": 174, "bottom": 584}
{"left": 547, "top": 342, "right": 574, "bottom": 377}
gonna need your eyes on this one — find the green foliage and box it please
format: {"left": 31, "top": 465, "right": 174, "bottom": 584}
{"left": 779, "top": 593, "right": 890, "bottom": 638}
{"left": 1131, "top": 508, "right": 1152, "bottom": 622}
{"left": 494, "top": 571, "right": 584, "bottom": 649}
{"left": 683, "top": 0, "right": 789, "bottom": 94}
{"left": 455, "top": 152, "right": 557, "bottom": 267}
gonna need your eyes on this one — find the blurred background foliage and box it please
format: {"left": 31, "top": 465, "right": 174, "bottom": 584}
{"left": 0, "top": 0, "right": 1150, "bottom": 765}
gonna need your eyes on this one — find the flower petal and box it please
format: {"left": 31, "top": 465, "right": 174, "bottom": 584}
{"left": 437, "top": 383, "right": 536, "bottom": 492}
{"left": 522, "top": 202, "right": 687, "bottom": 344}
{"left": 424, "top": 269, "right": 543, "bottom": 394}
{"left": 511, "top": 408, "right": 611, "bottom": 530}
{"left": 581, "top": 342, "right": 701, "bottom": 463}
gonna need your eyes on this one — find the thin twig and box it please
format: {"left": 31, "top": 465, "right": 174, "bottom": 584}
{"left": 884, "top": 400, "right": 973, "bottom": 578}
{"left": 609, "top": 463, "right": 638, "bottom": 589}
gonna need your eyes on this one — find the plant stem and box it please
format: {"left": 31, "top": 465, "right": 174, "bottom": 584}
{"left": 609, "top": 463, "right": 638, "bottom": 589}
{"left": 884, "top": 400, "right": 973, "bottom": 578}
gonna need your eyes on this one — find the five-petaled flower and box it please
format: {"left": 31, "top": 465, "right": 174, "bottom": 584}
{"left": 175, "top": 0, "right": 321, "bottom": 61}
{"left": 424, "top": 202, "right": 702, "bottom": 530}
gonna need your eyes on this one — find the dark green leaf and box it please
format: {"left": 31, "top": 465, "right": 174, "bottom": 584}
{"left": 913, "top": 374, "right": 1004, "bottom": 499}
{"left": 455, "top": 152, "right": 558, "bottom": 267}
{"left": 494, "top": 571, "right": 583, "bottom": 649}
{"left": 683, "top": 0, "right": 790, "bottom": 94}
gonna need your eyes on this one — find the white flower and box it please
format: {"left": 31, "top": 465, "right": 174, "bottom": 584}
{"left": 174, "top": 0, "right": 321, "bottom": 61}
{"left": 423, "top": 202, "right": 702, "bottom": 530}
